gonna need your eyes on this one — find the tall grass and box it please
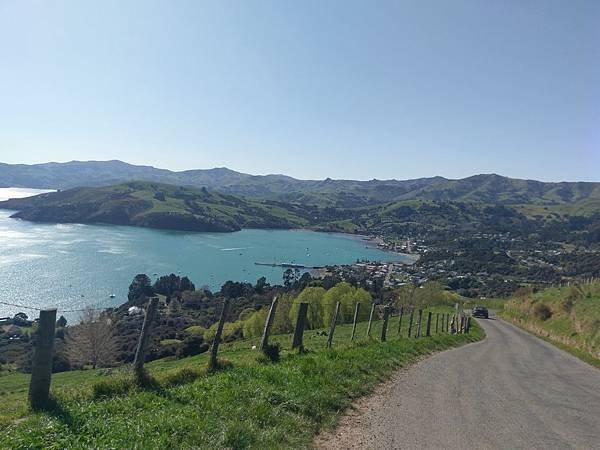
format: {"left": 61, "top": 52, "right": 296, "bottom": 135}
{"left": 501, "top": 282, "right": 600, "bottom": 366}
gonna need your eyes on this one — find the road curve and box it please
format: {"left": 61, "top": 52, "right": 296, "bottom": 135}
{"left": 317, "top": 318, "right": 600, "bottom": 450}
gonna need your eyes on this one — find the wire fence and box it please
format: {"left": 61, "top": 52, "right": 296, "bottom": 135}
{"left": 23, "top": 296, "right": 472, "bottom": 410}
{"left": 0, "top": 299, "right": 108, "bottom": 314}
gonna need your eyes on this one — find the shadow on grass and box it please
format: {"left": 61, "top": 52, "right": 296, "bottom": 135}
{"left": 34, "top": 395, "right": 78, "bottom": 430}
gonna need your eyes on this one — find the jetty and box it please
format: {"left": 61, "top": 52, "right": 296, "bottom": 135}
{"left": 254, "top": 262, "right": 324, "bottom": 269}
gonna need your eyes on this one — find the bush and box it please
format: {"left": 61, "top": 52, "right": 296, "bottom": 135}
{"left": 533, "top": 303, "right": 553, "bottom": 321}
{"left": 178, "top": 335, "right": 209, "bottom": 358}
{"left": 92, "top": 377, "right": 134, "bottom": 399}
{"left": 52, "top": 352, "right": 71, "bottom": 373}
{"left": 261, "top": 343, "right": 280, "bottom": 363}
{"left": 184, "top": 325, "right": 206, "bottom": 336}
{"left": 238, "top": 308, "right": 256, "bottom": 322}
{"left": 160, "top": 367, "right": 204, "bottom": 387}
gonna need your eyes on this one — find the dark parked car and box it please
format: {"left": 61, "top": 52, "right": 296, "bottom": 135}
{"left": 472, "top": 306, "right": 489, "bottom": 319}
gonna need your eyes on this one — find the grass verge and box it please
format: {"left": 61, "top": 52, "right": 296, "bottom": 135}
{"left": 500, "top": 315, "right": 600, "bottom": 370}
{"left": 0, "top": 315, "right": 483, "bottom": 449}
{"left": 500, "top": 282, "right": 600, "bottom": 369}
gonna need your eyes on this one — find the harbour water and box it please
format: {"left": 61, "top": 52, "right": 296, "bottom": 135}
{"left": 0, "top": 188, "right": 410, "bottom": 320}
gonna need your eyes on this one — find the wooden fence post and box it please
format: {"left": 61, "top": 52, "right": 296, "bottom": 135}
{"left": 426, "top": 311, "right": 432, "bottom": 337}
{"left": 435, "top": 313, "right": 439, "bottom": 334}
{"left": 466, "top": 316, "right": 471, "bottom": 333}
{"left": 133, "top": 297, "right": 159, "bottom": 382}
{"left": 260, "top": 296, "right": 278, "bottom": 352}
{"left": 397, "top": 306, "right": 404, "bottom": 336}
{"left": 381, "top": 306, "right": 390, "bottom": 342}
{"left": 351, "top": 302, "right": 360, "bottom": 341}
{"left": 366, "top": 303, "right": 376, "bottom": 337}
{"left": 209, "top": 298, "right": 230, "bottom": 371}
{"left": 292, "top": 302, "right": 308, "bottom": 350}
{"left": 416, "top": 309, "right": 423, "bottom": 338}
{"left": 446, "top": 314, "right": 450, "bottom": 333}
{"left": 407, "top": 308, "right": 415, "bottom": 338}
{"left": 29, "top": 308, "right": 57, "bottom": 410}
{"left": 326, "top": 301, "right": 341, "bottom": 348}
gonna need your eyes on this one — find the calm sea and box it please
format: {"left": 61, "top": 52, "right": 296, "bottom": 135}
{"left": 0, "top": 188, "right": 410, "bottom": 320}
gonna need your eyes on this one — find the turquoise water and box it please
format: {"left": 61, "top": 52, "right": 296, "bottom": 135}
{"left": 0, "top": 188, "right": 409, "bottom": 320}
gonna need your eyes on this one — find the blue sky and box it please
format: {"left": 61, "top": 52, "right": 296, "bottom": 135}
{"left": 0, "top": 0, "right": 598, "bottom": 181}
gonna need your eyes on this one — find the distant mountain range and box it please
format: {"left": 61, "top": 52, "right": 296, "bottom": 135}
{"left": 1, "top": 160, "right": 599, "bottom": 209}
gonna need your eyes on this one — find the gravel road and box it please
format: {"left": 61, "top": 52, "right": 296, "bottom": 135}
{"left": 316, "top": 318, "right": 600, "bottom": 449}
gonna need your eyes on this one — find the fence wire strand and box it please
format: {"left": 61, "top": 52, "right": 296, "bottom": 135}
{"left": 0, "top": 300, "right": 107, "bottom": 314}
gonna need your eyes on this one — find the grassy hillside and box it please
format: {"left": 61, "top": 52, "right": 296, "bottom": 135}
{"left": 0, "top": 181, "right": 308, "bottom": 232}
{"left": 0, "top": 315, "right": 483, "bottom": 449}
{"left": 501, "top": 283, "right": 600, "bottom": 366}
{"left": 1, "top": 160, "right": 599, "bottom": 210}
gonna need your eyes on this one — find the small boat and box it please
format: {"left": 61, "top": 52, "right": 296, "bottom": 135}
{"left": 109, "top": 294, "right": 116, "bottom": 298}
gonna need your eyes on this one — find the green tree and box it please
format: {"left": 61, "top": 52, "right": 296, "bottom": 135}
{"left": 414, "top": 281, "right": 447, "bottom": 307}
{"left": 350, "top": 287, "right": 372, "bottom": 322}
{"left": 393, "top": 284, "right": 416, "bottom": 308}
{"left": 242, "top": 308, "right": 268, "bottom": 338}
{"left": 322, "top": 282, "right": 354, "bottom": 325}
{"left": 238, "top": 307, "right": 256, "bottom": 322}
{"left": 272, "top": 293, "right": 294, "bottom": 334}
{"left": 56, "top": 315, "right": 68, "bottom": 328}
{"left": 128, "top": 274, "right": 154, "bottom": 302}
{"left": 322, "top": 283, "right": 372, "bottom": 325}
{"left": 290, "top": 287, "right": 326, "bottom": 329}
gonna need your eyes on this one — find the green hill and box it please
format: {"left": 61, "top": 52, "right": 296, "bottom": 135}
{"left": 1, "top": 160, "right": 599, "bottom": 210}
{"left": 0, "top": 181, "right": 308, "bottom": 232}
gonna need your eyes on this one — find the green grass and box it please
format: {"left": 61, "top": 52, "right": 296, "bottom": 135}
{"left": 0, "top": 314, "right": 483, "bottom": 449}
{"left": 462, "top": 297, "right": 508, "bottom": 311}
{"left": 160, "top": 339, "right": 183, "bottom": 347}
{"left": 501, "top": 283, "right": 600, "bottom": 368}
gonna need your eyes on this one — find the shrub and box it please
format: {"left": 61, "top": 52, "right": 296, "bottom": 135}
{"left": 160, "top": 339, "right": 182, "bottom": 347}
{"left": 205, "top": 321, "right": 243, "bottom": 342}
{"left": 160, "top": 367, "right": 204, "bottom": 387}
{"left": 243, "top": 309, "right": 268, "bottom": 338}
{"left": 178, "top": 335, "right": 209, "bottom": 358}
{"left": 238, "top": 308, "right": 256, "bottom": 322}
{"left": 184, "top": 325, "right": 206, "bottom": 336}
{"left": 560, "top": 296, "right": 574, "bottom": 313}
{"left": 261, "top": 343, "right": 280, "bottom": 363}
{"left": 533, "top": 303, "right": 553, "bottom": 321}
{"left": 92, "top": 377, "right": 134, "bottom": 399}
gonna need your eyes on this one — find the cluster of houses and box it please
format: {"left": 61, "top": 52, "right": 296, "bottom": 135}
{"left": 0, "top": 313, "right": 34, "bottom": 340}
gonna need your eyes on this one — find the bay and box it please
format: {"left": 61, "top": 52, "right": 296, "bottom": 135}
{"left": 0, "top": 188, "right": 410, "bottom": 321}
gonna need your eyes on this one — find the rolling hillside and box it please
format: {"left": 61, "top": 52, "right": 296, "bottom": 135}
{"left": 1, "top": 160, "right": 599, "bottom": 209}
{"left": 0, "top": 182, "right": 308, "bottom": 232}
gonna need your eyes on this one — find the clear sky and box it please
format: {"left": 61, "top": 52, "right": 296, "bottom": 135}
{"left": 0, "top": 0, "right": 598, "bottom": 181}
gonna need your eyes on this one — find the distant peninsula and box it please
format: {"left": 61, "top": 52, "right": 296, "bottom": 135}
{"left": 0, "top": 181, "right": 308, "bottom": 232}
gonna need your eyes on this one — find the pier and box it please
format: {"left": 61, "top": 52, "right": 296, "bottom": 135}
{"left": 254, "top": 262, "right": 324, "bottom": 269}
